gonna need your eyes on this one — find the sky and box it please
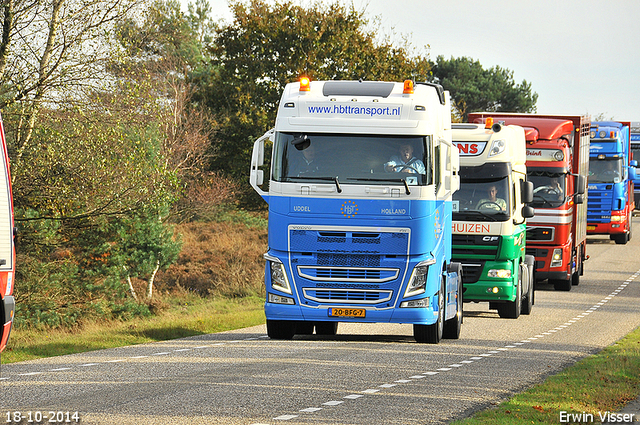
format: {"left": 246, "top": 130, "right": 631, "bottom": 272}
{"left": 181, "top": 0, "right": 640, "bottom": 120}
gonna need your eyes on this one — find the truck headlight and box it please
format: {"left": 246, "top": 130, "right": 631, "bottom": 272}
{"left": 488, "top": 139, "right": 506, "bottom": 157}
{"left": 610, "top": 215, "right": 621, "bottom": 222}
{"left": 400, "top": 298, "right": 430, "bottom": 308}
{"left": 550, "top": 248, "right": 563, "bottom": 268}
{"left": 264, "top": 254, "right": 292, "bottom": 294}
{"left": 404, "top": 259, "right": 436, "bottom": 298}
{"left": 268, "top": 293, "right": 295, "bottom": 305}
{"left": 488, "top": 269, "right": 511, "bottom": 278}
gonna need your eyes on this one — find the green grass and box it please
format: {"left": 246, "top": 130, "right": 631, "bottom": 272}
{"left": 451, "top": 326, "right": 640, "bottom": 424}
{"left": 0, "top": 295, "right": 265, "bottom": 364}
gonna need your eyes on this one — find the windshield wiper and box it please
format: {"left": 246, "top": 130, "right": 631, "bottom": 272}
{"left": 347, "top": 177, "right": 411, "bottom": 195}
{"left": 453, "top": 210, "right": 498, "bottom": 222}
{"left": 290, "top": 175, "right": 342, "bottom": 193}
{"left": 532, "top": 195, "right": 554, "bottom": 208}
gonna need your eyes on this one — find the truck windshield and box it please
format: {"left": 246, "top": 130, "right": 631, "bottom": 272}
{"left": 528, "top": 173, "right": 566, "bottom": 208}
{"left": 272, "top": 132, "right": 432, "bottom": 186}
{"left": 453, "top": 177, "right": 510, "bottom": 221}
{"left": 588, "top": 158, "right": 623, "bottom": 183}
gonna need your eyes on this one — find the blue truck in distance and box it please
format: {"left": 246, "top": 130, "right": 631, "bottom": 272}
{"left": 587, "top": 121, "right": 637, "bottom": 244}
{"left": 630, "top": 122, "right": 640, "bottom": 209}
{"left": 249, "top": 78, "right": 463, "bottom": 343}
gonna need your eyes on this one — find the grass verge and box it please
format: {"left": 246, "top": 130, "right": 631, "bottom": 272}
{"left": 0, "top": 295, "right": 265, "bottom": 364}
{"left": 451, "top": 326, "right": 640, "bottom": 424}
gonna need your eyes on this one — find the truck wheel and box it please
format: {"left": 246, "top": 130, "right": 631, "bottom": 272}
{"left": 571, "top": 270, "right": 580, "bottom": 286}
{"left": 315, "top": 321, "right": 338, "bottom": 336}
{"left": 497, "top": 278, "right": 521, "bottom": 319}
{"left": 572, "top": 247, "right": 581, "bottom": 286}
{"left": 551, "top": 278, "right": 571, "bottom": 291}
{"left": 443, "top": 263, "right": 463, "bottom": 339}
{"left": 266, "top": 320, "right": 296, "bottom": 340}
{"left": 521, "top": 263, "right": 533, "bottom": 315}
{"left": 613, "top": 232, "right": 628, "bottom": 244}
{"left": 415, "top": 277, "right": 445, "bottom": 343}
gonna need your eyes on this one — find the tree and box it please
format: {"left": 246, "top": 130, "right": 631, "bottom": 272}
{"left": 431, "top": 55, "right": 538, "bottom": 121}
{"left": 0, "top": 0, "right": 145, "bottom": 180}
{"left": 112, "top": 206, "right": 182, "bottom": 301}
{"left": 4, "top": 0, "right": 209, "bottom": 326}
{"left": 192, "top": 0, "right": 431, "bottom": 180}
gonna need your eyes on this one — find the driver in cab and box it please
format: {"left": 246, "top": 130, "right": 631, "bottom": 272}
{"left": 385, "top": 143, "right": 425, "bottom": 174}
{"left": 476, "top": 184, "right": 506, "bottom": 211}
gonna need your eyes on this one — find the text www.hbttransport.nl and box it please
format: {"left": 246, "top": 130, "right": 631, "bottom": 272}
{"left": 307, "top": 105, "right": 401, "bottom": 117}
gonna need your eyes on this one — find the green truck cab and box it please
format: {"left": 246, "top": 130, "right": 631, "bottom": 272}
{"left": 452, "top": 120, "right": 535, "bottom": 318}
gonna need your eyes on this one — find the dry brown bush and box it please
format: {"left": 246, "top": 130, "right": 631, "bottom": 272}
{"left": 156, "top": 220, "right": 267, "bottom": 298}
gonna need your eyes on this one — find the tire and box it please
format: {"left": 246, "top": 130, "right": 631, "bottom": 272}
{"left": 521, "top": 263, "right": 533, "bottom": 315}
{"left": 315, "top": 321, "right": 338, "bottom": 336}
{"left": 443, "top": 263, "right": 463, "bottom": 339}
{"left": 572, "top": 247, "right": 581, "bottom": 286}
{"left": 551, "top": 278, "right": 571, "bottom": 291}
{"left": 571, "top": 270, "right": 580, "bottom": 286}
{"left": 266, "top": 320, "right": 296, "bottom": 340}
{"left": 614, "top": 232, "right": 628, "bottom": 244}
{"left": 497, "top": 276, "right": 521, "bottom": 319}
{"left": 415, "top": 276, "right": 445, "bottom": 343}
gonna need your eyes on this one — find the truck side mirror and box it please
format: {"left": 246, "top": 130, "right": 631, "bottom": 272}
{"left": 521, "top": 180, "right": 534, "bottom": 204}
{"left": 574, "top": 193, "right": 584, "bottom": 204}
{"left": 249, "top": 129, "right": 274, "bottom": 201}
{"left": 522, "top": 205, "right": 535, "bottom": 218}
{"left": 576, "top": 175, "right": 586, "bottom": 195}
{"left": 630, "top": 160, "right": 638, "bottom": 168}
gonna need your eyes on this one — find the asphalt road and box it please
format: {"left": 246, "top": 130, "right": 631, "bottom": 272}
{"left": 1, "top": 217, "right": 640, "bottom": 425}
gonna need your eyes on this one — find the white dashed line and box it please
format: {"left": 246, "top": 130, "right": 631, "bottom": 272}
{"left": 274, "top": 414, "right": 298, "bottom": 420}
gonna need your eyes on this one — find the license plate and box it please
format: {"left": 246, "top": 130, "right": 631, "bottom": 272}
{"left": 328, "top": 307, "right": 365, "bottom": 318}
{"left": 587, "top": 225, "right": 596, "bottom": 231}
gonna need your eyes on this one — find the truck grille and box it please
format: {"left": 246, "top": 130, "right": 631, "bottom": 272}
{"left": 452, "top": 234, "right": 499, "bottom": 258}
{"left": 298, "top": 266, "right": 398, "bottom": 282}
{"left": 587, "top": 188, "right": 615, "bottom": 223}
{"left": 303, "top": 288, "right": 393, "bottom": 304}
{"left": 526, "top": 227, "right": 554, "bottom": 241}
{"left": 526, "top": 248, "right": 549, "bottom": 270}
{"left": 458, "top": 262, "right": 484, "bottom": 284}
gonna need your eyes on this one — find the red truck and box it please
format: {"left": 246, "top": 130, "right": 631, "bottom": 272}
{"left": 0, "top": 115, "right": 15, "bottom": 352}
{"left": 468, "top": 113, "right": 590, "bottom": 291}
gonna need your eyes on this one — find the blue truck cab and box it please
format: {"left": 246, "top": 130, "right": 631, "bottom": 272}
{"left": 630, "top": 122, "right": 640, "bottom": 209}
{"left": 587, "top": 121, "right": 637, "bottom": 244}
{"left": 250, "top": 78, "right": 462, "bottom": 343}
